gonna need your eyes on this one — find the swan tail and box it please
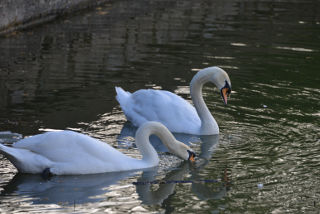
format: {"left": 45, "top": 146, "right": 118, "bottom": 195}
{"left": 0, "top": 143, "right": 50, "bottom": 173}
{"left": 0, "top": 144, "right": 17, "bottom": 159}
{"left": 0, "top": 144, "right": 24, "bottom": 170}
{"left": 115, "top": 87, "right": 131, "bottom": 109}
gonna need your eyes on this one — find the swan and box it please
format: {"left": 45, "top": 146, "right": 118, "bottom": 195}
{"left": 0, "top": 122, "right": 196, "bottom": 175}
{"left": 115, "top": 66, "right": 231, "bottom": 135}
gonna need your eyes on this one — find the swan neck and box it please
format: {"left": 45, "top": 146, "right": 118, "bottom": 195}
{"left": 135, "top": 123, "right": 179, "bottom": 166}
{"left": 190, "top": 71, "right": 218, "bottom": 134}
{"left": 135, "top": 128, "right": 159, "bottom": 167}
{"left": 190, "top": 76, "right": 207, "bottom": 120}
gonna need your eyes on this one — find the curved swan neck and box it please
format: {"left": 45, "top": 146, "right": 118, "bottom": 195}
{"left": 190, "top": 67, "right": 219, "bottom": 135}
{"left": 135, "top": 122, "right": 178, "bottom": 166}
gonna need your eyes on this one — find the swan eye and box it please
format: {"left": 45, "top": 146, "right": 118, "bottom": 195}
{"left": 187, "top": 150, "right": 196, "bottom": 162}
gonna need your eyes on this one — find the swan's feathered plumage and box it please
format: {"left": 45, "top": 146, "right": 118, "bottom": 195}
{"left": 0, "top": 131, "right": 136, "bottom": 175}
{"left": 116, "top": 66, "right": 231, "bottom": 135}
{"left": 116, "top": 87, "right": 201, "bottom": 134}
{"left": 0, "top": 122, "right": 195, "bottom": 175}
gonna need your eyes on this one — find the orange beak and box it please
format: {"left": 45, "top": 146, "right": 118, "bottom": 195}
{"left": 189, "top": 153, "right": 196, "bottom": 162}
{"left": 187, "top": 150, "right": 196, "bottom": 162}
{"left": 221, "top": 88, "right": 229, "bottom": 105}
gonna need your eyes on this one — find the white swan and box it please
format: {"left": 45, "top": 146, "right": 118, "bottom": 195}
{"left": 115, "top": 66, "right": 231, "bottom": 135}
{"left": 0, "top": 122, "right": 196, "bottom": 175}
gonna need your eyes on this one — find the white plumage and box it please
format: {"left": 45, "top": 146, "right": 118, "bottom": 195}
{"left": 116, "top": 88, "right": 201, "bottom": 134}
{"left": 116, "top": 66, "right": 232, "bottom": 135}
{"left": 0, "top": 122, "right": 195, "bottom": 175}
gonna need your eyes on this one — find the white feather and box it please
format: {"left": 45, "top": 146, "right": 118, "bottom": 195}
{"left": 0, "top": 122, "right": 193, "bottom": 175}
{"left": 116, "top": 67, "right": 231, "bottom": 135}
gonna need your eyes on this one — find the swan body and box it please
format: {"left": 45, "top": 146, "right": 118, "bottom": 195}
{"left": 0, "top": 122, "right": 195, "bottom": 175}
{"left": 116, "top": 66, "right": 231, "bottom": 135}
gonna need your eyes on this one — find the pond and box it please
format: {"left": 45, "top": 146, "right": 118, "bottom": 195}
{"left": 0, "top": 0, "right": 319, "bottom": 213}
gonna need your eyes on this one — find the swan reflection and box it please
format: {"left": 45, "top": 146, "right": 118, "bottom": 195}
{"left": 135, "top": 133, "right": 231, "bottom": 205}
{"left": 0, "top": 126, "right": 229, "bottom": 206}
{"left": 1, "top": 170, "right": 140, "bottom": 204}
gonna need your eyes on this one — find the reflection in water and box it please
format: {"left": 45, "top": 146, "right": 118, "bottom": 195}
{"left": 0, "top": 133, "right": 225, "bottom": 210}
{"left": 0, "top": 0, "right": 319, "bottom": 212}
{"left": 136, "top": 134, "right": 229, "bottom": 206}
{"left": 198, "top": 135, "right": 219, "bottom": 161}
{"left": 137, "top": 162, "right": 191, "bottom": 205}
{"left": 0, "top": 131, "right": 22, "bottom": 144}
{"left": 1, "top": 170, "right": 139, "bottom": 204}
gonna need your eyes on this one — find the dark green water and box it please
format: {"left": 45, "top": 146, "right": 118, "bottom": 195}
{"left": 0, "top": 0, "right": 319, "bottom": 213}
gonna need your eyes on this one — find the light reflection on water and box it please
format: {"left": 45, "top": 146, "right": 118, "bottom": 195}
{"left": 0, "top": 132, "right": 222, "bottom": 213}
{"left": 0, "top": 0, "right": 320, "bottom": 213}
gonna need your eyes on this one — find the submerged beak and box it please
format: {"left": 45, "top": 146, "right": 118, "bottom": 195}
{"left": 221, "top": 88, "right": 229, "bottom": 105}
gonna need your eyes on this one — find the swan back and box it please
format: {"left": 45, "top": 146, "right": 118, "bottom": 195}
{"left": 11, "top": 131, "right": 137, "bottom": 174}
{"left": 117, "top": 88, "right": 201, "bottom": 134}
{"left": 13, "top": 131, "right": 127, "bottom": 163}
{"left": 0, "top": 123, "right": 194, "bottom": 175}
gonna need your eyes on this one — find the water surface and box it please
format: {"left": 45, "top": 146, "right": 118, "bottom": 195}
{"left": 0, "top": 0, "right": 319, "bottom": 213}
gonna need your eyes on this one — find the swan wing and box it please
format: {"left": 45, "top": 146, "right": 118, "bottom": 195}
{"left": 3, "top": 131, "right": 156, "bottom": 174}
{"left": 13, "top": 131, "right": 127, "bottom": 163}
{"left": 120, "top": 89, "right": 201, "bottom": 134}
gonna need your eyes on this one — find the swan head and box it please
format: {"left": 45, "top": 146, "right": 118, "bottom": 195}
{"left": 136, "top": 121, "right": 196, "bottom": 162}
{"left": 191, "top": 66, "right": 232, "bottom": 105}
{"left": 187, "top": 150, "right": 196, "bottom": 162}
{"left": 167, "top": 140, "right": 196, "bottom": 162}
{"left": 208, "top": 67, "right": 232, "bottom": 105}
